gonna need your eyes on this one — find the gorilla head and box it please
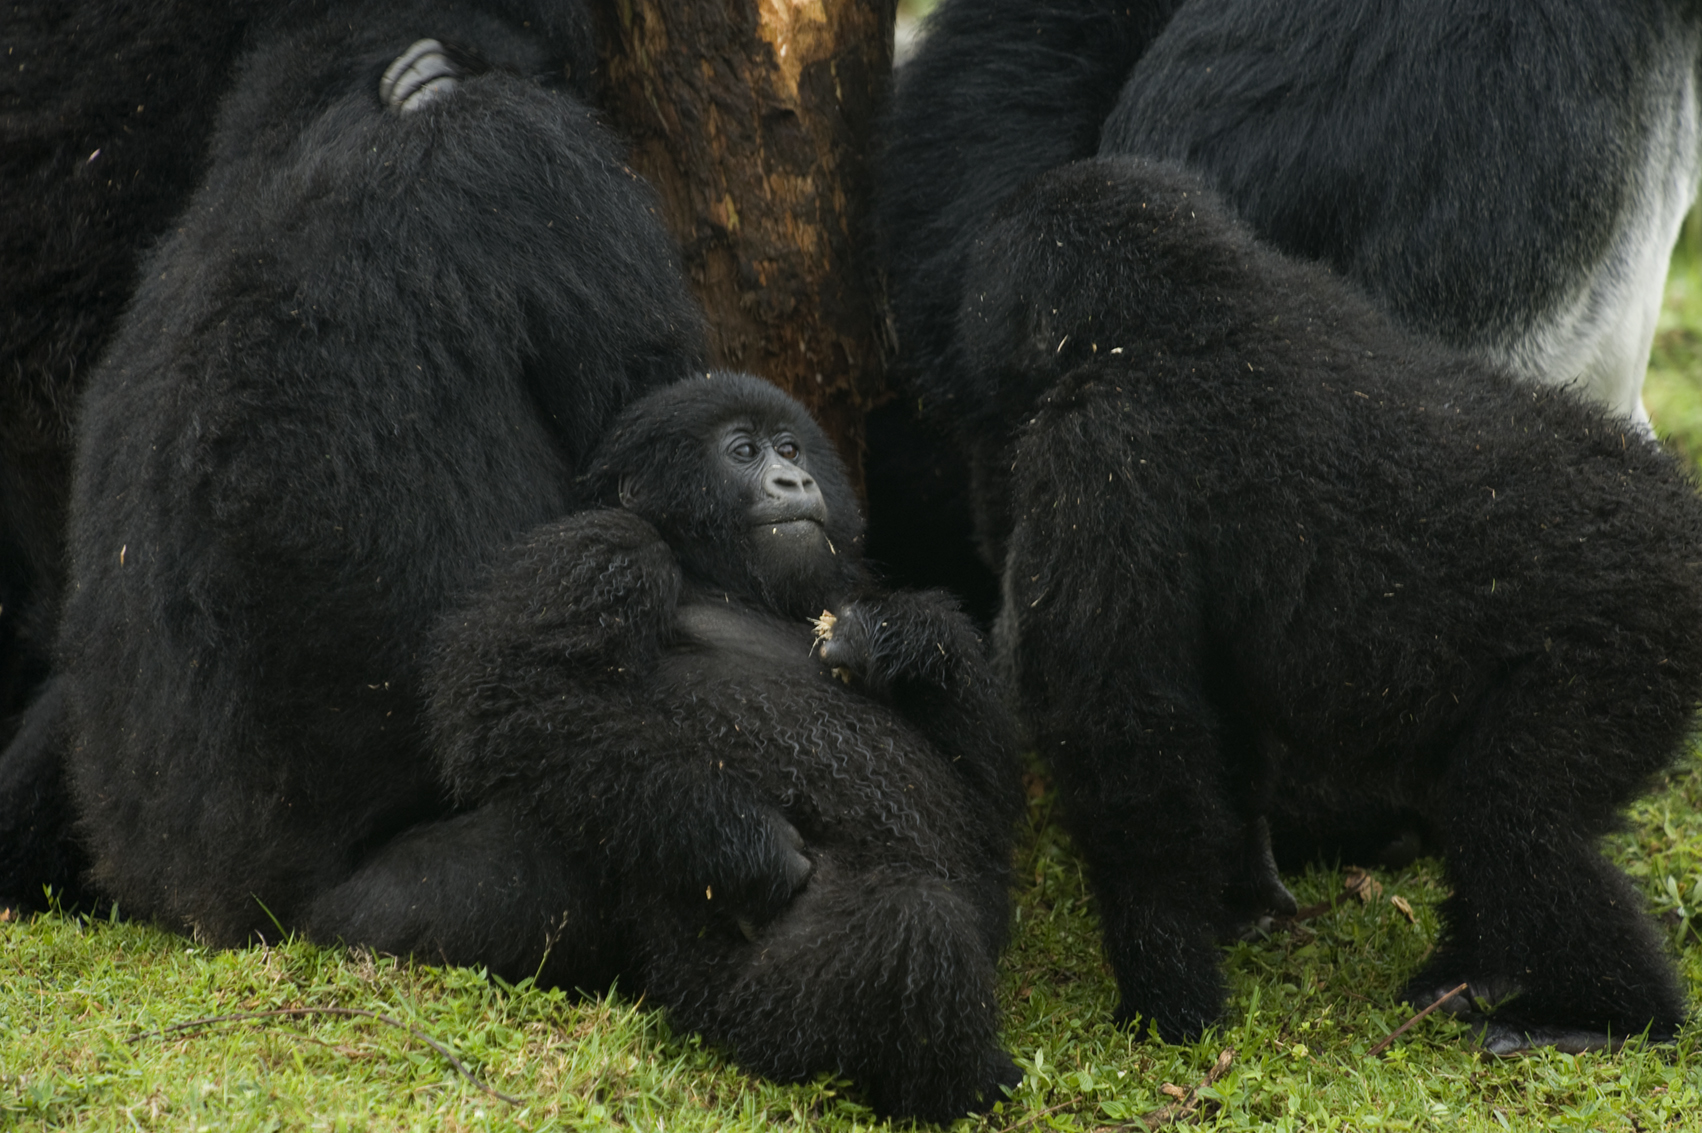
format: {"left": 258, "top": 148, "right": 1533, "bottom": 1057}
{"left": 579, "top": 372, "right": 865, "bottom": 618}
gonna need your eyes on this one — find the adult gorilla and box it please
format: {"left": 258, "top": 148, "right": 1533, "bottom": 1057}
{"left": 36, "top": 0, "right": 703, "bottom": 963}
{"left": 3, "top": 1, "right": 267, "bottom": 758}
{"left": 884, "top": 0, "right": 1699, "bottom": 431}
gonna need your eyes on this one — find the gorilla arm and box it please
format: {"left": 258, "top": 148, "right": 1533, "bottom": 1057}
{"left": 816, "top": 591, "right": 1022, "bottom": 828}
{"left": 429, "top": 509, "right": 811, "bottom": 930}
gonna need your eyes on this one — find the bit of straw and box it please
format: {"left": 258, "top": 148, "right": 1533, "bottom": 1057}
{"left": 1367, "top": 982, "right": 1471, "bottom": 1057}
{"left": 1142, "top": 1048, "right": 1234, "bottom": 1128}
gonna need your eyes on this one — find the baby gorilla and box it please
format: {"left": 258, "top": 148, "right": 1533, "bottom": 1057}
{"left": 425, "top": 373, "right": 1023, "bottom": 1123}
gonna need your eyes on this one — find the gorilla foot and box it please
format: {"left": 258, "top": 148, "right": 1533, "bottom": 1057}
{"left": 771, "top": 813, "right": 814, "bottom": 894}
{"left": 987, "top": 1048, "right": 1024, "bottom": 1097}
{"left": 1408, "top": 972, "right": 1682, "bottom": 1055}
{"left": 1478, "top": 1022, "right": 1637, "bottom": 1057}
{"left": 731, "top": 819, "right": 810, "bottom": 942}
{"left": 1406, "top": 973, "right": 1520, "bottom": 1017}
{"left": 381, "top": 39, "right": 459, "bottom": 112}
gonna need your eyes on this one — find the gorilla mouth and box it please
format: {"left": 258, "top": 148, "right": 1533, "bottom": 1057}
{"left": 756, "top": 518, "right": 824, "bottom": 536}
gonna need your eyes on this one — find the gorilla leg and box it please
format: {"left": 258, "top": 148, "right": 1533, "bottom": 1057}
{"left": 641, "top": 858, "right": 1017, "bottom": 1124}
{"left": 1044, "top": 701, "right": 1244, "bottom": 1042}
{"left": 0, "top": 679, "right": 92, "bottom": 912}
{"left": 1221, "top": 816, "right": 1299, "bottom": 936}
{"left": 308, "top": 792, "right": 622, "bottom": 992}
{"left": 1406, "top": 658, "right": 1688, "bottom": 1049}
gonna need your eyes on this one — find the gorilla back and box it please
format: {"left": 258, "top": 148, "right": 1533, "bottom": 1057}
{"left": 975, "top": 158, "right": 1702, "bottom": 1051}
{"left": 882, "top": 0, "right": 1699, "bottom": 434}
{"left": 57, "top": 0, "right": 703, "bottom": 942}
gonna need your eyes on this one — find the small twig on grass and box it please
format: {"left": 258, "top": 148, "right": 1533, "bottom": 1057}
{"left": 1141, "top": 1047, "right": 1233, "bottom": 1128}
{"left": 1287, "top": 900, "right": 1333, "bottom": 923}
{"left": 1366, "top": 982, "right": 1470, "bottom": 1058}
{"left": 1007, "top": 1096, "right": 1084, "bottom": 1131}
{"left": 127, "top": 1006, "right": 521, "bottom": 1105}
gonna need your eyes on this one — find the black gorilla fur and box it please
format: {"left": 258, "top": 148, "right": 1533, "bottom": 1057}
{"left": 969, "top": 157, "right": 1702, "bottom": 1052}
{"left": 43, "top": 0, "right": 706, "bottom": 941}
{"left": 867, "top": 0, "right": 1700, "bottom": 653}
{"left": 393, "top": 373, "right": 1023, "bottom": 1121}
{"left": 882, "top": 0, "right": 1699, "bottom": 428}
{"left": 1, "top": 1, "right": 280, "bottom": 904}
{"left": 3, "top": 2, "right": 267, "bottom": 755}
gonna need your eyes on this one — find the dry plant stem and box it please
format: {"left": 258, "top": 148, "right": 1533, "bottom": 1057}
{"left": 1141, "top": 1047, "right": 1235, "bottom": 1128}
{"left": 1008, "top": 1098, "right": 1085, "bottom": 1131}
{"left": 127, "top": 1006, "right": 521, "bottom": 1105}
{"left": 1013, "top": 1085, "right": 1129, "bottom": 1133}
{"left": 1366, "top": 982, "right": 1471, "bottom": 1058}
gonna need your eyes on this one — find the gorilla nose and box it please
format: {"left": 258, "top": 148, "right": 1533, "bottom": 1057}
{"left": 764, "top": 462, "right": 818, "bottom": 499}
{"left": 762, "top": 463, "right": 825, "bottom": 521}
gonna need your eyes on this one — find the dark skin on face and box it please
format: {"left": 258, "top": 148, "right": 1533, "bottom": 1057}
{"left": 697, "top": 416, "right": 844, "bottom": 609}
{"left": 721, "top": 420, "right": 828, "bottom": 531}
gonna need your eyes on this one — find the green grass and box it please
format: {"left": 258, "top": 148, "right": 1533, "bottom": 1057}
{"left": 1647, "top": 220, "right": 1702, "bottom": 463}
{"left": 12, "top": 243, "right": 1702, "bottom": 1133}
{"left": 6, "top": 757, "right": 1702, "bottom": 1131}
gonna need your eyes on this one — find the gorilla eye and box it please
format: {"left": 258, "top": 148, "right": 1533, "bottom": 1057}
{"left": 730, "top": 440, "right": 760, "bottom": 462}
{"left": 775, "top": 440, "right": 800, "bottom": 461}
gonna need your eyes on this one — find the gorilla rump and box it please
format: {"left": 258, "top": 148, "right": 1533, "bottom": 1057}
{"left": 972, "top": 158, "right": 1702, "bottom": 1054}
{"left": 3, "top": 0, "right": 269, "bottom": 756}
{"left": 351, "top": 374, "right": 1023, "bottom": 1122}
{"left": 46, "top": 0, "right": 705, "bottom": 942}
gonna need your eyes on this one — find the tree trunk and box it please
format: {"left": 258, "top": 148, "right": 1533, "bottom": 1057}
{"left": 590, "top": 0, "right": 895, "bottom": 488}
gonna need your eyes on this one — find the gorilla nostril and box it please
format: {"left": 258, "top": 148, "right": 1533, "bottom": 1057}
{"left": 766, "top": 466, "right": 811, "bottom": 495}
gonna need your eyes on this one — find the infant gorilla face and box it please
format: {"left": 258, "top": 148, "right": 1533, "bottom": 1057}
{"left": 714, "top": 419, "right": 839, "bottom": 599}
{"left": 588, "top": 373, "right": 862, "bottom": 618}
{"left": 721, "top": 420, "right": 826, "bottom": 526}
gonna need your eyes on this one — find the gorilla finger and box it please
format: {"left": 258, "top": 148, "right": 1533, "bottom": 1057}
{"left": 1480, "top": 1022, "right": 1627, "bottom": 1057}
{"left": 381, "top": 39, "right": 459, "bottom": 112}
{"left": 769, "top": 813, "right": 813, "bottom": 894}
{"left": 986, "top": 1049, "right": 1024, "bottom": 1096}
{"left": 815, "top": 605, "right": 874, "bottom": 673}
{"left": 815, "top": 633, "right": 863, "bottom": 672}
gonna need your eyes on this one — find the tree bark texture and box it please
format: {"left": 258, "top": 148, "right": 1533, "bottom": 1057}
{"left": 591, "top": 0, "right": 895, "bottom": 486}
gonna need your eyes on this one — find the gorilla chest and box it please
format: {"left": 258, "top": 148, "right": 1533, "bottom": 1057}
{"left": 651, "top": 603, "right": 956, "bottom": 840}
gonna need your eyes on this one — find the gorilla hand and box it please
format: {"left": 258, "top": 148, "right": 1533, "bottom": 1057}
{"left": 708, "top": 807, "right": 813, "bottom": 938}
{"left": 815, "top": 595, "right": 962, "bottom": 696}
{"left": 381, "top": 39, "right": 459, "bottom": 112}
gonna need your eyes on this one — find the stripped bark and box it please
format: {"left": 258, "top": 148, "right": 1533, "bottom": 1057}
{"left": 591, "top": 0, "right": 896, "bottom": 485}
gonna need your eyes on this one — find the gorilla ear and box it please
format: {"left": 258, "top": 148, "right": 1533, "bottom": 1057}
{"left": 618, "top": 476, "right": 640, "bottom": 510}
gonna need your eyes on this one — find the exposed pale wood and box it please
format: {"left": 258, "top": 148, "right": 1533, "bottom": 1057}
{"left": 591, "top": 0, "right": 896, "bottom": 485}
